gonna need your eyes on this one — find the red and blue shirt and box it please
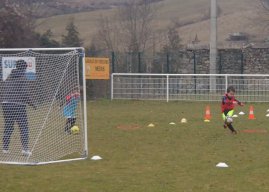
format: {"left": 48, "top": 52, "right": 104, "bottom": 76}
{"left": 221, "top": 94, "right": 238, "bottom": 113}
{"left": 63, "top": 92, "right": 80, "bottom": 118}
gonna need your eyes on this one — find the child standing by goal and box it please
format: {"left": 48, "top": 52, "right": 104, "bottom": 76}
{"left": 221, "top": 86, "right": 244, "bottom": 134}
{"left": 63, "top": 89, "right": 80, "bottom": 134}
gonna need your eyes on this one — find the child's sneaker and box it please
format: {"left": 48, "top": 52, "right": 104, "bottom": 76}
{"left": 223, "top": 124, "right": 227, "bottom": 129}
{"left": 2, "top": 150, "right": 9, "bottom": 154}
{"left": 22, "top": 150, "right": 32, "bottom": 156}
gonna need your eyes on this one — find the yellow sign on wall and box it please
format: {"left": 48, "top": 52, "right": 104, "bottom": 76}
{"left": 85, "top": 57, "right": 110, "bottom": 79}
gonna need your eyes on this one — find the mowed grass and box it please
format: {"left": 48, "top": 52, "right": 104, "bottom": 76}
{"left": 1, "top": 100, "right": 269, "bottom": 192}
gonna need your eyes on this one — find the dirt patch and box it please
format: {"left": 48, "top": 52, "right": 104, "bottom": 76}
{"left": 116, "top": 124, "right": 141, "bottom": 131}
{"left": 241, "top": 129, "right": 268, "bottom": 133}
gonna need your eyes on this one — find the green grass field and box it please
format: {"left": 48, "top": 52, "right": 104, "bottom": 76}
{"left": 1, "top": 100, "right": 269, "bottom": 192}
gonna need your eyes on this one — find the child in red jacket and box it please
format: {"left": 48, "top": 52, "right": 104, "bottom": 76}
{"left": 221, "top": 86, "right": 244, "bottom": 134}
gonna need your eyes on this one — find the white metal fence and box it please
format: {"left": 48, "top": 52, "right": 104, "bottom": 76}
{"left": 111, "top": 73, "right": 269, "bottom": 102}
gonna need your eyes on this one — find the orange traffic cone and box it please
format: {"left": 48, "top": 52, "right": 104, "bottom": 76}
{"left": 204, "top": 105, "right": 211, "bottom": 120}
{"left": 248, "top": 105, "right": 255, "bottom": 120}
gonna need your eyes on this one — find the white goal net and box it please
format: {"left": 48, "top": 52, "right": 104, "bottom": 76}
{"left": 0, "top": 48, "right": 87, "bottom": 165}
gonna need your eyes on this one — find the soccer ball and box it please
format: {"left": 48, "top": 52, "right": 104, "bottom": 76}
{"left": 71, "top": 126, "right": 80, "bottom": 134}
{"left": 226, "top": 116, "right": 233, "bottom": 123}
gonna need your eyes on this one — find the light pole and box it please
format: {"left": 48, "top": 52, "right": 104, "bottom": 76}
{"left": 210, "top": 0, "right": 217, "bottom": 92}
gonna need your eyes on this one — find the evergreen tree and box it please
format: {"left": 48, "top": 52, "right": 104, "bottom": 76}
{"left": 62, "top": 20, "right": 83, "bottom": 47}
{"left": 38, "top": 30, "right": 60, "bottom": 48}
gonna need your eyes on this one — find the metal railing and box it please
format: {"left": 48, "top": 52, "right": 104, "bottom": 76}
{"left": 111, "top": 73, "right": 269, "bottom": 102}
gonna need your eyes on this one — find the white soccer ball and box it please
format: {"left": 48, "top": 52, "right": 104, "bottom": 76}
{"left": 226, "top": 116, "right": 233, "bottom": 123}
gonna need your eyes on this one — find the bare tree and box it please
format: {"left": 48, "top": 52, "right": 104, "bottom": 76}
{"left": 0, "top": 2, "right": 39, "bottom": 48}
{"left": 96, "top": 0, "right": 156, "bottom": 53}
{"left": 162, "top": 26, "right": 182, "bottom": 53}
{"left": 96, "top": 15, "right": 120, "bottom": 52}
{"left": 118, "top": 0, "right": 155, "bottom": 53}
{"left": 0, "top": 0, "right": 58, "bottom": 48}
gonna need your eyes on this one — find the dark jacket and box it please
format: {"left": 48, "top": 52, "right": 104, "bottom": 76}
{"left": 2, "top": 69, "right": 34, "bottom": 106}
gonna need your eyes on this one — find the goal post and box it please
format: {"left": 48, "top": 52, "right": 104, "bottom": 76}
{"left": 0, "top": 47, "right": 88, "bottom": 165}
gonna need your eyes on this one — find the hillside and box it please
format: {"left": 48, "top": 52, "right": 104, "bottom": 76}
{"left": 32, "top": 0, "right": 163, "bottom": 17}
{"left": 35, "top": 0, "right": 267, "bottom": 49}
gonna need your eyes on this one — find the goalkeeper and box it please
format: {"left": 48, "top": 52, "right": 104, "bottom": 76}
{"left": 62, "top": 88, "right": 80, "bottom": 134}
{"left": 1, "top": 60, "right": 36, "bottom": 156}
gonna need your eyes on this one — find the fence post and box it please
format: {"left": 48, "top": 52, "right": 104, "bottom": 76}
{"left": 240, "top": 51, "right": 244, "bottom": 74}
{"left": 166, "top": 53, "right": 170, "bottom": 73}
{"left": 193, "top": 51, "right": 197, "bottom": 94}
{"left": 219, "top": 51, "right": 222, "bottom": 73}
{"left": 166, "top": 74, "right": 169, "bottom": 102}
{"left": 225, "top": 74, "right": 228, "bottom": 91}
{"left": 138, "top": 52, "right": 141, "bottom": 73}
{"left": 111, "top": 52, "right": 115, "bottom": 73}
{"left": 111, "top": 73, "right": 114, "bottom": 100}
{"left": 240, "top": 51, "right": 244, "bottom": 90}
{"left": 192, "top": 51, "right": 196, "bottom": 73}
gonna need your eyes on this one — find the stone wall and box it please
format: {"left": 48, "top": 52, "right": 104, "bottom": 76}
{"left": 243, "top": 48, "right": 269, "bottom": 74}
{"left": 163, "top": 48, "right": 269, "bottom": 74}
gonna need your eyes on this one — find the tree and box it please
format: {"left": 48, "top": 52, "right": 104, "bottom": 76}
{"left": 38, "top": 30, "right": 60, "bottom": 48}
{"left": 96, "top": 0, "right": 156, "bottom": 53}
{"left": 96, "top": 15, "right": 119, "bottom": 52}
{"left": 94, "top": 0, "right": 158, "bottom": 73}
{"left": 118, "top": 0, "right": 155, "bottom": 53}
{"left": 0, "top": 0, "right": 59, "bottom": 48}
{"left": 0, "top": 3, "right": 39, "bottom": 48}
{"left": 160, "top": 24, "right": 183, "bottom": 73}
{"left": 62, "top": 20, "right": 83, "bottom": 47}
{"left": 162, "top": 26, "right": 182, "bottom": 53}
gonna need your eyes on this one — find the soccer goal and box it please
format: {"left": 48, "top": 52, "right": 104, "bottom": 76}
{"left": 0, "top": 48, "right": 88, "bottom": 165}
